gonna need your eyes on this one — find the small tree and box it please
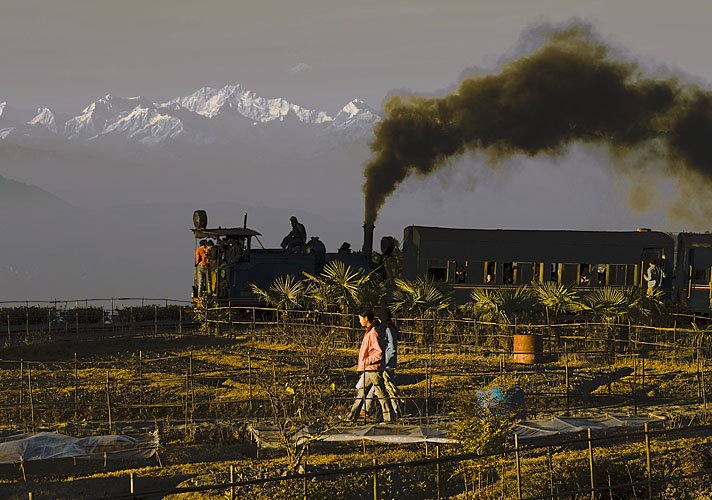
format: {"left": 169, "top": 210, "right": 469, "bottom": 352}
{"left": 258, "top": 326, "right": 342, "bottom": 471}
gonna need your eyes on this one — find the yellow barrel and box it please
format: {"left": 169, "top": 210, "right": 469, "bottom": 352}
{"left": 512, "top": 334, "right": 543, "bottom": 364}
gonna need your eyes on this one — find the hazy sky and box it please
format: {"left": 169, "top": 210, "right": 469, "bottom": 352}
{"left": 2, "top": 0, "right": 711, "bottom": 114}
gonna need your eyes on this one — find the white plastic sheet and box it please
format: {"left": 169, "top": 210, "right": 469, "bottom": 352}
{"left": 248, "top": 424, "right": 457, "bottom": 449}
{"left": 0, "top": 431, "right": 159, "bottom": 463}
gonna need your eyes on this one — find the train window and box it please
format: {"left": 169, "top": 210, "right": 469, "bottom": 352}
{"left": 549, "top": 263, "right": 559, "bottom": 283}
{"left": 608, "top": 264, "right": 628, "bottom": 286}
{"left": 484, "top": 261, "right": 495, "bottom": 284}
{"left": 466, "top": 261, "right": 485, "bottom": 284}
{"left": 427, "top": 259, "right": 447, "bottom": 282}
{"left": 596, "top": 264, "right": 607, "bottom": 286}
{"left": 579, "top": 264, "right": 591, "bottom": 286}
{"left": 517, "top": 262, "right": 538, "bottom": 284}
{"left": 503, "top": 262, "right": 515, "bottom": 284}
{"left": 692, "top": 267, "right": 711, "bottom": 283}
{"left": 447, "top": 260, "right": 467, "bottom": 283}
{"left": 427, "top": 267, "right": 447, "bottom": 282}
{"left": 560, "top": 264, "right": 579, "bottom": 286}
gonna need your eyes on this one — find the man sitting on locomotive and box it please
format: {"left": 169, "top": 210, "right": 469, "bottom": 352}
{"left": 280, "top": 216, "right": 307, "bottom": 253}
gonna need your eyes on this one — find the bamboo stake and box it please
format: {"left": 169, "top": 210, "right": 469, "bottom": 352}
{"left": 436, "top": 445, "right": 442, "bottom": 500}
{"left": 74, "top": 353, "right": 78, "bottom": 418}
{"left": 189, "top": 351, "right": 195, "bottom": 413}
{"left": 248, "top": 355, "right": 253, "bottom": 411}
{"left": 515, "top": 434, "right": 522, "bottom": 500}
{"left": 138, "top": 351, "right": 143, "bottom": 418}
{"left": 28, "top": 365, "right": 35, "bottom": 427}
{"left": 644, "top": 422, "right": 652, "bottom": 500}
{"left": 106, "top": 369, "right": 112, "bottom": 434}
{"left": 230, "top": 464, "right": 235, "bottom": 500}
{"left": 184, "top": 373, "right": 189, "bottom": 435}
{"left": 372, "top": 458, "right": 378, "bottom": 500}
{"left": 19, "top": 359, "right": 23, "bottom": 423}
{"left": 588, "top": 428, "right": 595, "bottom": 500}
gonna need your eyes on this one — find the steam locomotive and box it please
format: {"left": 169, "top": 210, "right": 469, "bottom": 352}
{"left": 192, "top": 210, "right": 712, "bottom": 313}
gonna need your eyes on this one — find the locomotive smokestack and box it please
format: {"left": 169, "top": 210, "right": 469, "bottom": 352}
{"left": 362, "top": 223, "right": 375, "bottom": 261}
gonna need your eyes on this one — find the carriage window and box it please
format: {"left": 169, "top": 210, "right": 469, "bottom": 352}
{"left": 427, "top": 259, "right": 447, "bottom": 282}
{"left": 503, "top": 262, "right": 515, "bottom": 284}
{"left": 484, "top": 261, "right": 495, "bottom": 284}
{"left": 447, "top": 260, "right": 467, "bottom": 283}
{"left": 692, "top": 267, "right": 711, "bottom": 284}
{"left": 427, "top": 267, "right": 447, "bottom": 282}
{"left": 517, "top": 262, "right": 538, "bottom": 284}
{"left": 596, "top": 264, "right": 607, "bottom": 286}
{"left": 466, "top": 261, "right": 485, "bottom": 284}
{"left": 608, "top": 264, "right": 628, "bottom": 286}
{"left": 560, "top": 264, "right": 579, "bottom": 286}
{"left": 579, "top": 264, "right": 591, "bottom": 286}
{"left": 549, "top": 263, "right": 559, "bottom": 283}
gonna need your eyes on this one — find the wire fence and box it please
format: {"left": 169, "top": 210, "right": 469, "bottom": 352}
{"left": 0, "top": 297, "right": 195, "bottom": 346}
{"left": 0, "top": 341, "right": 708, "bottom": 434}
{"left": 73, "top": 420, "right": 712, "bottom": 500}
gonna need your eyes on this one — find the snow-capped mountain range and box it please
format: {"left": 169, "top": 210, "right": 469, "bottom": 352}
{"left": 0, "top": 85, "right": 381, "bottom": 147}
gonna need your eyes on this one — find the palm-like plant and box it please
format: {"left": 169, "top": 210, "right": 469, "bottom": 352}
{"left": 463, "top": 286, "right": 538, "bottom": 325}
{"left": 390, "top": 277, "right": 452, "bottom": 344}
{"left": 575, "top": 287, "right": 636, "bottom": 325}
{"left": 531, "top": 282, "right": 580, "bottom": 318}
{"left": 250, "top": 275, "right": 305, "bottom": 312}
{"left": 303, "top": 261, "right": 374, "bottom": 314}
{"left": 390, "top": 277, "right": 452, "bottom": 318}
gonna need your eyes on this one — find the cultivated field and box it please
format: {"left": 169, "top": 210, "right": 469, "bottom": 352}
{"left": 0, "top": 298, "right": 712, "bottom": 499}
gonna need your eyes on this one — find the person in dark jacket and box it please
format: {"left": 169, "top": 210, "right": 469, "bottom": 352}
{"left": 280, "top": 216, "right": 307, "bottom": 253}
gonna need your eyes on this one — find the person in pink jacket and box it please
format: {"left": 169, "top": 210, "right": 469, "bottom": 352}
{"left": 346, "top": 309, "right": 393, "bottom": 423}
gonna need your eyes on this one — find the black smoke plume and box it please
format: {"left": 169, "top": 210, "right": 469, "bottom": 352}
{"left": 363, "top": 24, "right": 712, "bottom": 226}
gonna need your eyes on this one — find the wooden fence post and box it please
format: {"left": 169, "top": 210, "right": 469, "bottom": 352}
{"left": 248, "top": 355, "right": 253, "bottom": 411}
{"left": 514, "top": 434, "right": 522, "bottom": 500}
{"left": 436, "top": 445, "right": 441, "bottom": 500}
{"left": 74, "top": 353, "right": 79, "bottom": 418}
{"left": 587, "top": 428, "right": 595, "bottom": 500}
{"left": 372, "top": 458, "right": 378, "bottom": 500}
{"left": 19, "top": 359, "right": 24, "bottom": 423}
{"left": 644, "top": 422, "right": 652, "bottom": 500}
{"left": 130, "top": 471, "right": 135, "bottom": 495}
{"left": 564, "top": 343, "right": 570, "bottom": 415}
{"left": 138, "top": 351, "right": 143, "bottom": 418}
{"left": 28, "top": 365, "right": 35, "bottom": 427}
{"left": 106, "top": 369, "right": 112, "bottom": 433}
{"left": 230, "top": 464, "right": 235, "bottom": 500}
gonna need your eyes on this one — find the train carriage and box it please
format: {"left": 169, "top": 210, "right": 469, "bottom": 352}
{"left": 402, "top": 226, "right": 675, "bottom": 303}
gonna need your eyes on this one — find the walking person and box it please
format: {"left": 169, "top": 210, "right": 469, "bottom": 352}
{"left": 346, "top": 309, "right": 393, "bottom": 423}
{"left": 365, "top": 307, "right": 403, "bottom": 419}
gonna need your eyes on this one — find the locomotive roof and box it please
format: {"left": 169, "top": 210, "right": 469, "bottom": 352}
{"left": 192, "top": 227, "right": 261, "bottom": 239}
